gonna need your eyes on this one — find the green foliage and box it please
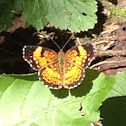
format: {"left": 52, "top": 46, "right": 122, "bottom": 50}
{"left": 107, "top": 72, "right": 126, "bottom": 97}
{"left": 0, "top": 69, "right": 115, "bottom": 126}
{"left": 101, "top": 72, "right": 126, "bottom": 126}
{"left": 0, "top": 0, "right": 23, "bottom": 31}
{"left": 111, "top": 7, "right": 126, "bottom": 17}
{"left": 0, "top": 0, "right": 15, "bottom": 31}
{"left": 14, "top": 0, "right": 24, "bottom": 11}
{"left": 0, "top": 0, "right": 97, "bottom": 32}
{"left": 101, "top": 96, "right": 126, "bottom": 126}
{"left": 23, "top": 0, "right": 97, "bottom": 32}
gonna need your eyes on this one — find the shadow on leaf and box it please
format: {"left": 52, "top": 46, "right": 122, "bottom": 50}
{"left": 10, "top": 73, "right": 38, "bottom": 81}
{"left": 51, "top": 69, "right": 99, "bottom": 98}
{"left": 100, "top": 96, "right": 126, "bottom": 126}
{"left": 9, "top": 69, "right": 99, "bottom": 99}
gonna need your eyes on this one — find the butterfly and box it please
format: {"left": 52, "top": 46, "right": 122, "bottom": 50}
{"left": 23, "top": 38, "right": 96, "bottom": 89}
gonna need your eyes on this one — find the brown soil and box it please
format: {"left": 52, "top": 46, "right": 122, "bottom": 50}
{"left": 94, "top": 22, "right": 126, "bottom": 76}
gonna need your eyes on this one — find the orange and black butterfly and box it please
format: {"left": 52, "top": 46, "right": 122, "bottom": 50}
{"left": 23, "top": 39, "right": 96, "bottom": 89}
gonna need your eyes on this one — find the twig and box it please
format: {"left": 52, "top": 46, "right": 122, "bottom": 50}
{"left": 101, "top": 41, "right": 115, "bottom": 50}
{"left": 93, "top": 40, "right": 110, "bottom": 45}
{"left": 96, "top": 50, "right": 126, "bottom": 57}
{"left": 90, "top": 60, "right": 126, "bottom": 68}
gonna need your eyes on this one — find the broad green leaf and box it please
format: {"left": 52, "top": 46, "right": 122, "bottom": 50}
{"left": 23, "top": 0, "right": 97, "bottom": 32}
{"left": 101, "top": 96, "right": 126, "bottom": 126}
{"left": 107, "top": 72, "right": 126, "bottom": 97}
{"left": 101, "top": 72, "right": 126, "bottom": 126}
{"left": 0, "top": 70, "right": 114, "bottom": 126}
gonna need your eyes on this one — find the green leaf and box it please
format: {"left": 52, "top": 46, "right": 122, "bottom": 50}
{"left": 0, "top": 0, "right": 23, "bottom": 32}
{"left": 14, "top": 0, "right": 24, "bottom": 11}
{"left": 0, "top": 0, "right": 14, "bottom": 31}
{"left": 101, "top": 96, "right": 126, "bottom": 126}
{"left": 107, "top": 72, "right": 126, "bottom": 98}
{"left": 0, "top": 0, "right": 97, "bottom": 32}
{"left": 23, "top": 0, "right": 97, "bottom": 32}
{"left": 0, "top": 70, "right": 114, "bottom": 126}
{"left": 100, "top": 72, "right": 126, "bottom": 126}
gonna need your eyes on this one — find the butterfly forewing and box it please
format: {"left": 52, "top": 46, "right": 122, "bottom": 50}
{"left": 23, "top": 46, "right": 58, "bottom": 70}
{"left": 23, "top": 45, "right": 40, "bottom": 71}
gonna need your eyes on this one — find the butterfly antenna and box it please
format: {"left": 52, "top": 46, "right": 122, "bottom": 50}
{"left": 50, "top": 37, "right": 61, "bottom": 50}
{"left": 62, "top": 35, "right": 73, "bottom": 50}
